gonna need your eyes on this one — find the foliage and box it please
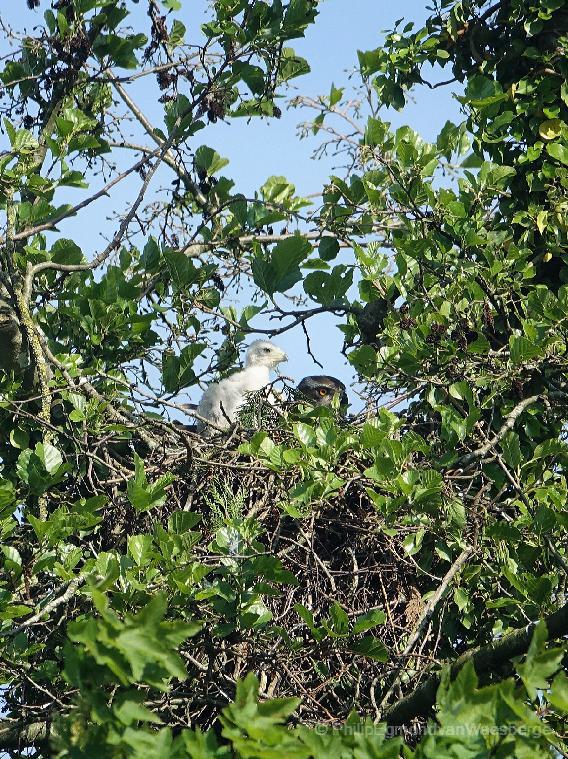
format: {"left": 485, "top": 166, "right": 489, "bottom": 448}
{"left": 0, "top": 0, "right": 567, "bottom": 757}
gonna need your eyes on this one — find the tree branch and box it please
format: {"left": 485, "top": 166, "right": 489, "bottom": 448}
{"left": 0, "top": 720, "right": 49, "bottom": 751}
{"left": 378, "top": 546, "right": 473, "bottom": 713}
{"left": 384, "top": 599, "right": 568, "bottom": 727}
{"left": 109, "top": 72, "right": 208, "bottom": 208}
{"left": 1, "top": 577, "right": 84, "bottom": 638}
{"left": 2, "top": 148, "right": 164, "bottom": 245}
{"left": 456, "top": 395, "right": 540, "bottom": 468}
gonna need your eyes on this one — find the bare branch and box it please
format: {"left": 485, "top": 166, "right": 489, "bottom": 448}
{"left": 378, "top": 546, "right": 473, "bottom": 715}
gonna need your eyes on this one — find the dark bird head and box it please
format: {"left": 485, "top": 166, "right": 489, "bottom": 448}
{"left": 296, "top": 375, "right": 348, "bottom": 409}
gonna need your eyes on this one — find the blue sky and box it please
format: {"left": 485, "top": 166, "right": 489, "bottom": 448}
{"left": 1, "top": 0, "right": 462, "bottom": 411}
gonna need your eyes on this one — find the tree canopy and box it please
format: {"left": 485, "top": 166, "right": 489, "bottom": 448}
{"left": 0, "top": 0, "right": 567, "bottom": 756}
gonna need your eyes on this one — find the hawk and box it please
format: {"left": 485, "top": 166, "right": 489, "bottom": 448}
{"left": 196, "top": 340, "right": 287, "bottom": 436}
{"left": 296, "top": 375, "right": 348, "bottom": 409}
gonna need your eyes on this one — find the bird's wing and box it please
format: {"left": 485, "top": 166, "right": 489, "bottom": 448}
{"left": 195, "top": 367, "right": 271, "bottom": 434}
{"left": 196, "top": 376, "right": 242, "bottom": 428}
{"left": 196, "top": 382, "right": 228, "bottom": 429}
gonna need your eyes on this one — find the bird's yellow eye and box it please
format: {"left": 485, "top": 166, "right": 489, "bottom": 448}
{"left": 318, "top": 388, "right": 328, "bottom": 396}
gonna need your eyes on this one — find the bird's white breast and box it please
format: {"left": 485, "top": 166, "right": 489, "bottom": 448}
{"left": 231, "top": 365, "right": 271, "bottom": 392}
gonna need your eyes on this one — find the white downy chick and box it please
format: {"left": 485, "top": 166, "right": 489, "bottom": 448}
{"left": 196, "top": 340, "right": 287, "bottom": 436}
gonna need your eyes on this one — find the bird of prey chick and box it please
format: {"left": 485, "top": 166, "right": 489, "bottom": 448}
{"left": 296, "top": 375, "right": 348, "bottom": 409}
{"left": 196, "top": 340, "right": 287, "bottom": 436}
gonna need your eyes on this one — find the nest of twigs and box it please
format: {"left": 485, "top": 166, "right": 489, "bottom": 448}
{"left": 83, "top": 397, "right": 445, "bottom": 731}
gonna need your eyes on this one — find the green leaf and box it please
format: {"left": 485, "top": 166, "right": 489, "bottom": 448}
{"left": 0, "top": 479, "right": 15, "bottom": 511}
{"left": 294, "top": 604, "right": 325, "bottom": 641}
{"left": 462, "top": 75, "right": 506, "bottom": 107}
{"left": 92, "top": 33, "right": 147, "bottom": 69}
{"left": 35, "top": 443, "right": 63, "bottom": 475}
{"left": 304, "top": 265, "right": 353, "bottom": 305}
{"left": 538, "top": 118, "right": 563, "bottom": 141}
{"left": 536, "top": 210, "right": 548, "bottom": 234}
{"left": 353, "top": 609, "right": 387, "bottom": 633}
{"left": 0, "top": 604, "right": 33, "bottom": 620}
{"left": 1, "top": 546, "right": 22, "bottom": 574}
{"left": 233, "top": 61, "right": 265, "bottom": 95}
{"left": 278, "top": 49, "right": 310, "bottom": 83}
{"left": 51, "top": 238, "right": 84, "bottom": 265}
{"left": 194, "top": 145, "right": 229, "bottom": 176}
{"left": 318, "top": 236, "right": 340, "bottom": 261}
{"left": 168, "top": 510, "right": 201, "bottom": 533}
{"left": 114, "top": 697, "right": 163, "bottom": 726}
{"left": 293, "top": 422, "right": 316, "bottom": 447}
{"left": 500, "top": 431, "right": 522, "bottom": 470}
{"left": 128, "top": 534, "right": 154, "bottom": 566}
{"left": 549, "top": 671, "right": 568, "bottom": 712}
{"left": 516, "top": 620, "right": 564, "bottom": 700}
{"left": 329, "top": 83, "right": 343, "bottom": 106}
{"left": 403, "top": 530, "right": 424, "bottom": 556}
{"left": 164, "top": 249, "right": 200, "bottom": 288}
{"left": 252, "top": 236, "right": 311, "bottom": 295}
{"left": 168, "top": 19, "right": 186, "bottom": 48}
{"left": 127, "top": 454, "right": 175, "bottom": 512}
{"left": 350, "top": 636, "right": 388, "bottom": 661}
{"left": 162, "top": 351, "right": 179, "bottom": 394}
{"left": 509, "top": 335, "right": 541, "bottom": 364}
{"left": 326, "top": 601, "right": 350, "bottom": 637}
{"left": 546, "top": 142, "right": 568, "bottom": 165}
{"left": 365, "top": 117, "right": 388, "bottom": 147}
{"left": 4, "top": 119, "right": 38, "bottom": 153}
{"left": 11, "top": 428, "right": 31, "bottom": 451}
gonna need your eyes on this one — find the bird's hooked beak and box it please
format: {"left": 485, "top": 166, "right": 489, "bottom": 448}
{"left": 273, "top": 349, "right": 288, "bottom": 367}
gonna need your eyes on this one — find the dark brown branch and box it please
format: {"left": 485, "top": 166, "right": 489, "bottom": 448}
{"left": 384, "top": 600, "right": 568, "bottom": 727}
{"left": 3, "top": 149, "right": 163, "bottom": 245}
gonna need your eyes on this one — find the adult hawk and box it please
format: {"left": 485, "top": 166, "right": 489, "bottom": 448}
{"left": 296, "top": 375, "right": 348, "bottom": 410}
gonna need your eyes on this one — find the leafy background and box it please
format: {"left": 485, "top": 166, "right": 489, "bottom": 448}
{"left": 0, "top": 0, "right": 463, "bottom": 402}
{"left": 0, "top": 0, "right": 567, "bottom": 757}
